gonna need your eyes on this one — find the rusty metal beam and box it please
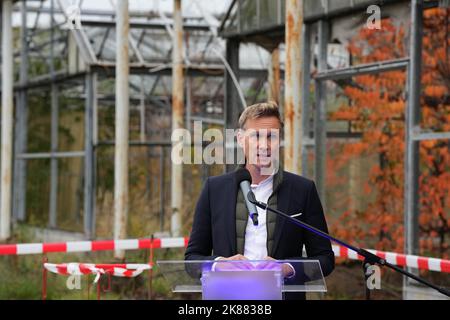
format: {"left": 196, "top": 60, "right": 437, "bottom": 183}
{"left": 268, "top": 46, "right": 280, "bottom": 105}
{"left": 301, "top": 23, "right": 312, "bottom": 177}
{"left": 284, "top": 0, "right": 303, "bottom": 174}
{"left": 314, "top": 19, "right": 329, "bottom": 209}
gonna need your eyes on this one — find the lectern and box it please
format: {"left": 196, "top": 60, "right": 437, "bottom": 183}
{"left": 157, "top": 260, "right": 326, "bottom": 300}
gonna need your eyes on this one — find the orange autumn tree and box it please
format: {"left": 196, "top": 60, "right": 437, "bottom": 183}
{"left": 329, "top": 9, "right": 450, "bottom": 258}
{"left": 419, "top": 8, "right": 450, "bottom": 257}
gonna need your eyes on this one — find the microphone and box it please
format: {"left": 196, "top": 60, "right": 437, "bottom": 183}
{"left": 235, "top": 168, "right": 259, "bottom": 226}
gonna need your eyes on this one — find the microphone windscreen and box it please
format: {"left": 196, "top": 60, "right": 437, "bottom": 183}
{"left": 235, "top": 168, "right": 252, "bottom": 185}
{"left": 247, "top": 191, "right": 256, "bottom": 203}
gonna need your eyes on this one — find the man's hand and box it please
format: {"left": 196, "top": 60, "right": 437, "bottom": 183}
{"left": 263, "top": 256, "right": 295, "bottom": 278}
{"left": 214, "top": 254, "right": 252, "bottom": 271}
{"left": 217, "top": 254, "right": 248, "bottom": 261}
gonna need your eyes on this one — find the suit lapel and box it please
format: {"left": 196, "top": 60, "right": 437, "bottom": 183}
{"left": 270, "top": 171, "right": 291, "bottom": 257}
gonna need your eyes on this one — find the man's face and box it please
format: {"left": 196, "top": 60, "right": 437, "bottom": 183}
{"left": 237, "top": 116, "right": 281, "bottom": 173}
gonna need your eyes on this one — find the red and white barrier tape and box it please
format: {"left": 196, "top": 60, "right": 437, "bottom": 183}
{"left": 332, "top": 245, "right": 450, "bottom": 273}
{"left": 44, "top": 263, "right": 104, "bottom": 282}
{"left": 44, "top": 263, "right": 151, "bottom": 281}
{"left": 1, "top": 237, "right": 449, "bottom": 273}
{"left": 0, "top": 237, "right": 188, "bottom": 255}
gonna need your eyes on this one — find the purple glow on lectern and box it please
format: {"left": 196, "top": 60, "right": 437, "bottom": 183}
{"left": 201, "top": 262, "right": 283, "bottom": 300}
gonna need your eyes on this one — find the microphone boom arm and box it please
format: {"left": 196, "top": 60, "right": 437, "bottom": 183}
{"left": 248, "top": 196, "right": 450, "bottom": 297}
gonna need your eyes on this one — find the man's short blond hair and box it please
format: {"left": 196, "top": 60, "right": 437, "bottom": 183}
{"left": 238, "top": 101, "right": 284, "bottom": 129}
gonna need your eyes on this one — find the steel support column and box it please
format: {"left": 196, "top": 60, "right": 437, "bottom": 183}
{"left": 268, "top": 46, "right": 280, "bottom": 105}
{"left": 224, "top": 38, "right": 240, "bottom": 172}
{"left": 314, "top": 20, "right": 328, "bottom": 208}
{"left": 284, "top": 0, "right": 303, "bottom": 174}
{"left": 1, "top": 0, "right": 14, "bottom": 240}
{"left": 403, "top": 0, "right": 423, "bottom": 296}
{"left": 84, "top": 72, "right": 96, "bottom": 238}
{"left": 170, "top": 0, "right": 184, "bottom": 237}
{"left": 49, "top": 0, "right": 58, "bottom": 228}
{"left": 114, "top": 0, "right": 130, "bottom": 258}
{"left": 13, "top": 0, "right": 29, "bottom": 222}
{"left": 301, "top": 23, "right": 312, "bottom": 177}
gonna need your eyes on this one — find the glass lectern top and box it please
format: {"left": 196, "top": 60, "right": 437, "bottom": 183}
{"left": 156, "top": 259, "right": 327, "bottom": 294}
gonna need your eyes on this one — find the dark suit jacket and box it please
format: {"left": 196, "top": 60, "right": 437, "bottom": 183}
{"left": 185, "top": 170, "right": 335, "bottom": 299}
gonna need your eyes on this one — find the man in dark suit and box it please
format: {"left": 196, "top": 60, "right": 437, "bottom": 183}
{"left": 185, "top": 102, "right": 334, "bottom": 299}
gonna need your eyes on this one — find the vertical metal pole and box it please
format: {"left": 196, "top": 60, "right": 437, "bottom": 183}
{"left": 1, "top": 0, "right": 14, "bottom": 240}
{"left": 13, "top": 0, "right": 29, "bottom": 222}
{"left": 140, "top": 75, "right": 146, "bottom": 143}
{"left": 301, "top": 23, "right": 312, "bottom": 177}
{"left": 42, "top": 256, "right": 48, "bottom": 300}
{"left": 237, "top": 0, "right": 241, "bottom": 33}
{"left": 84, "top": 72, "right": 96, "bottom": 238}
{"left": 171, "top": 0, "right": 184, "bottom": 237}
{"left": 403, "top": 0, "right": 422, "bottom": 297}
{"left": 224, "top": 39, "right": 240, "bottom": 173}
{"left": 49, "top": 85, "right": 59, "bottom": 228}
{"left": 49, "top": 0, "right": 58, "bottom": 228}
{"left": 145, "top": 145, "right": 151, "bottom": 208}
{"left": 160, "top": 147, "right": 165, "bottom": 232}
{"left": 93, "top": 75, "right": 99, "bottom": 147}
{"left": 114, "top": 0, "right": 130, "bottom": 258}
{"left": 314, "top": 20, "right": 328, "bottom": 208}
{"left": 277, "top": 0, "right": 282, "bottom": 25}
{"left": 92, "top": 66, "right": 99, "bottom": 238}
{"left": 256, "top": 0, "right": 261, "bottom": 29}
{"left": 267, "top": 46, "right": 280, "bottom": 105}
{"left": 349, "top": 144, "right": 358, "bottom": 213}
{"left": 186, "top": 77, "right": 192, "bottom": 133}
{"left": 284, "top": 0, "right": 303, "bottom": 174}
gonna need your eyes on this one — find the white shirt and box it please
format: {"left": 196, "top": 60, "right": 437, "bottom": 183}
{"left": 214, "top": 173, "right": 295, "bottom": 278}
{"left": 243, "top": 174, "right": 274, "bottom": 260}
